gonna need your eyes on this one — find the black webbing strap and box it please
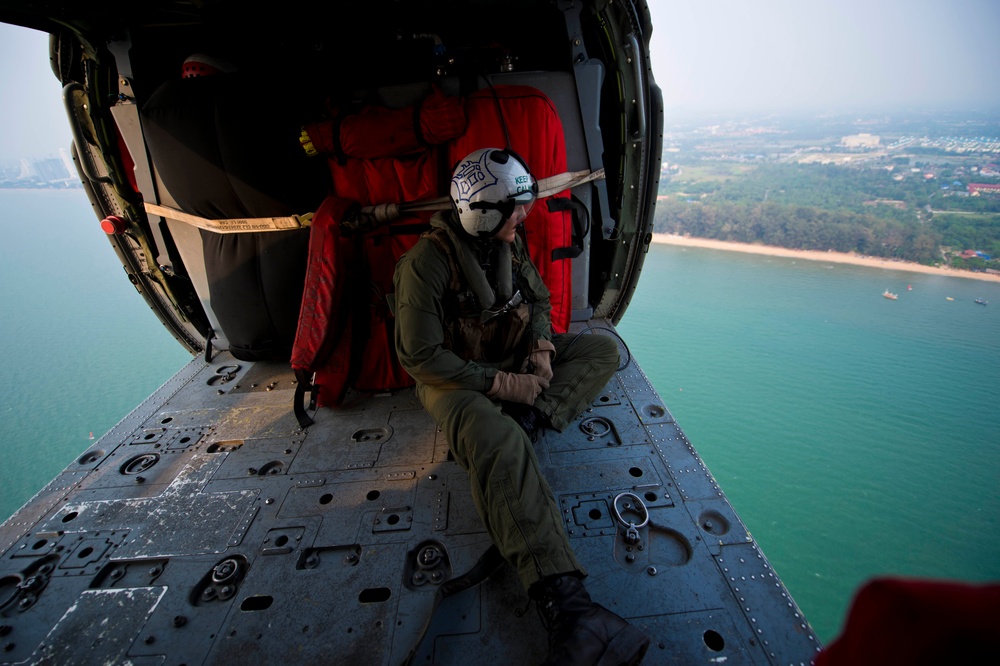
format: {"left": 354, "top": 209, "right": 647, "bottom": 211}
{"left": 401, "top": 544, "right": 505, "bottom": 665}
{"left": 437, "top": 544, "right": 504, "bottom": 598}
{"left": 204, "top": 327, "right": 215, "bottom": 363}
{"left": 412, "top": 97, "right": 428, "bottom": 147}
{"left": 293, "top": 368, "right": 316, "bottom": 428}
{"left": 548, "top": 195, "right": 589, "bottom": 261}
{"left": 332, "top": 110, "right": 347, "bottom": 166}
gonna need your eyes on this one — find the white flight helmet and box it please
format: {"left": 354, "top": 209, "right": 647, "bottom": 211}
{"left": 450, "top": 148, "right": 538, "bottom": 238}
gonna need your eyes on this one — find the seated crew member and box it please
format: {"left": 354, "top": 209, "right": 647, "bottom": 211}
{"left": 393, "top": 148, "right": 649, "bottom": 665}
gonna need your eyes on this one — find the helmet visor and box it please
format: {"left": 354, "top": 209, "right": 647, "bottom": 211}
{"left": 509, "top": 190, "right": 536, "bottom": 220}
{"left": 470, "top": 188, "right": 536, "bottom": 224}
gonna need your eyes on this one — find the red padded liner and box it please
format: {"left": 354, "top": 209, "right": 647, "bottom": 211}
{"left": 295, "top": 85, "right": 573, "bottom": 405}
{"left": 449, "top": 86, "right": 572, "bottom": 334}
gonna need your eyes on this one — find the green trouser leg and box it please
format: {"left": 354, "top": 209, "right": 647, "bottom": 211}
{"left": 414, "top": 332, "right": 619, "bottom": 590}
{"left": 416, "top": 384, "right": 583, "bottom": 589}
{"left": 536, "top": 332, "right": 620, "bottom": 432}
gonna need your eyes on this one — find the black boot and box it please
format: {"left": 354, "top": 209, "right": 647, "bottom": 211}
{"left": 502, "top": 402, "right": 548, "bottom": 443}
{"left": 530, "top": 574, "right": 650, "bottom": 666}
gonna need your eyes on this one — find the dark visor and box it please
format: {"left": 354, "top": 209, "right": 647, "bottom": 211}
{"left": 470, "top": 182, "right": 538, "bottom": 222}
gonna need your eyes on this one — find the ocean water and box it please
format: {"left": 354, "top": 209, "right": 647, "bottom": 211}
{"left": 618, "top": 243, "right": 1000, "bottom": 644}
{"left": 1, "top": 189, "right": 998, "bottom": 645}
{"left": 0, "top": 189, "right": 192, "bottom": 518}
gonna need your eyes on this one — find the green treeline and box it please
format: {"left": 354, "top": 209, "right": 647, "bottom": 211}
{"left": 653, "top": 199, "right": 943, "bottom": 262}
{"left": 657, "top": 162, "right": 1000, "bottom": 265}
{"left": 932, "top": 213, "right": 1000, "bottom": 268}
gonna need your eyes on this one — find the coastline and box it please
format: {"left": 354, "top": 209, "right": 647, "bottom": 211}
{"left": 650, "top": 234, "right": 1000, "bottom": 283}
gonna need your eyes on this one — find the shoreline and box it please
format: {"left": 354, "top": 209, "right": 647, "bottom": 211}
{"left": 650, "top": 234, "right": 1000, "bottom": 283}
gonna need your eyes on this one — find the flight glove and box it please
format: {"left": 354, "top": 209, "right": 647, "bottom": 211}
{"left": 488, "top": 371, "right": 549, "bottom": 405}
{"left": 522, "top": 339, "right": 556, "bottom": 382}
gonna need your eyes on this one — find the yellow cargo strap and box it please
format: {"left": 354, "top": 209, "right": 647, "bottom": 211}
{"left": 536, "top": 168, "right": 606, "bottom": 199}
{"left": 395, "top": 168, "right": 605, "bottom": 213}
{"left": 144, "top": 202, "right": 313, "bottom": 234}
{"left": 145, "top": 168, "right": 603, "bottom": 233}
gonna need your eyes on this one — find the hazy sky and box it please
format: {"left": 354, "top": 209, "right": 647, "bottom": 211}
{"left": 2, "top": 0, "right": 999, "bottom": 159}
{"left": 648, "top": 0, "right": 1000, "bottom": 116}
{"left": 0, "top": 23, "right": 67, "bottom": 159}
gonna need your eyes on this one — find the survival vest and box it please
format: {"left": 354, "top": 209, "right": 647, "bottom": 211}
{"left": 421, "top": 227, "right": 534, "bottom": 370}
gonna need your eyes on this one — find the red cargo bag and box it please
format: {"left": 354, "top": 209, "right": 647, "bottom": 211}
{"left": 448, "top": 85, "right": 573, "bottom": 333}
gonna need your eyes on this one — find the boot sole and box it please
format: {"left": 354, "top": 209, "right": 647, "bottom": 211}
{"left": 596, "top": 623, "right": 650, "bottom": 666}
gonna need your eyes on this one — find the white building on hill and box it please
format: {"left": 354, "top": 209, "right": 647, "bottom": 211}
{"left": 842, "top": 133, "right": 881, "bottom": 149}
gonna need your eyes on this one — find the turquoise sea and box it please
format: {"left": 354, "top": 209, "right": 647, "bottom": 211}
{"left": 619, "top": 241, "right": 1000, "bottom": 643}
{"left": 0, "top": 189, "right": 192, "bottom": 517}
{"left": 1, "top": 189, "right": 998, "bottom": 644}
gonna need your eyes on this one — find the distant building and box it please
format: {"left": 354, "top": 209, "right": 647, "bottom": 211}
{"left": 958, "top": 250, "right": 992, "bottom": 260}
{"left": 968, "top": 183, "right": 1000, "bottom": 196}
{"left": 18, "top": 157, "right": 35, "bottom": 180}
{"left": 34, "top": 158, "right": 69, "bottom": 182}
{"left": 0, "top": 155, "right": 77, "bottom": 188}
{"left": 0, "top": 161, "right": 21, "bottom": 182}
{"left": 841, "top": 133, "right": 880, "bottom": 148}
{"left": 59, "top": 148, "right": 75, "bottom": 178}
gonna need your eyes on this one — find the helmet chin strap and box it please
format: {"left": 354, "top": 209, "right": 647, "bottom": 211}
{"left": 436, "top": 213, "right": 511, "bottom": 308}
{"left": 469, "top": 233, "right": 513, "bottom": 302}
{"left": 495, "top": 242, "right": 513, "bottom": 301}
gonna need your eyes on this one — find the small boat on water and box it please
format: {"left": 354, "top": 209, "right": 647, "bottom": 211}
{"left": 883, "top": 289, "right": 898, "bottom": 300}
{"left": 975, "top": 298, "right": 989, "bottom": 305}
{"left": 907, "top": 284, "right": 912, "bottom": 291}
{"left": 947, "top": 297, "right": 955, "bottom": 301}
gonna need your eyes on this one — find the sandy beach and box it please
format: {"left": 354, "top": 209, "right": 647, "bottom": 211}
{"left": 650, "top": 234, "right": 1000, "bottom": 283}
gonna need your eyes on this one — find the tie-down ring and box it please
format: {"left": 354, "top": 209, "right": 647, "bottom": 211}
{"left": 612, "top": 492, "right": 649, "bottom": 530}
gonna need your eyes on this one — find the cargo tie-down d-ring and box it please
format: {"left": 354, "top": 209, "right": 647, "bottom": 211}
{"left": 612, "top": 492, "right": 649, "bottom": 546}
{"left": 206, "top": 364, "right": 241, "bottom": 388}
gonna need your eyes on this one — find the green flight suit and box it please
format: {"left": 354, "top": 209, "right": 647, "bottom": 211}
{"left": 393, "top": 212, "right": 619, "bottom": 589}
